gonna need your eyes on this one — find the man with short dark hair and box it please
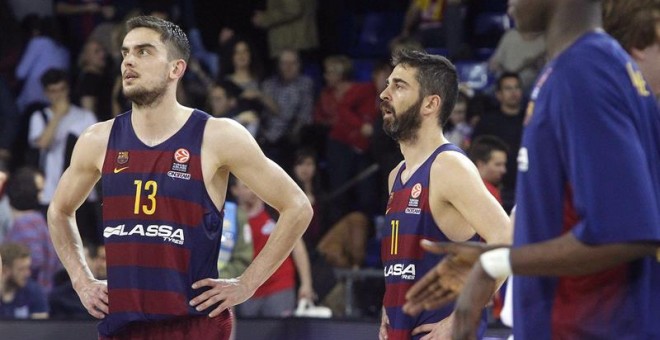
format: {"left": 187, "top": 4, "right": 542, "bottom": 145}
{"left": 468, "top": 135, "right": 509, "bottom": 204}
{"left": 472, "top": 72, "right": 524, "bottom": 211}
{"left": 0, "top": 242, "right": 49, "bottom": 319}
{"left": 48, "top": 16, "right": 311, "bottom": 339}
{"left": 29, "top": 68, "right": 97, "bottom": 211}
{"left": 378, "top": 49, "right": 511, "bottom": 340}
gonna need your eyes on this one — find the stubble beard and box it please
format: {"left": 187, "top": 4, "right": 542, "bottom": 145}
{"left": 124, "top": 80, "right": 168, "bottom": 108}
{"left": 381, "top": 98, "right": 424, "bottom": 143}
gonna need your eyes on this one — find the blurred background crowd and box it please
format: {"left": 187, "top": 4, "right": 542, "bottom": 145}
{"left": 0, "top": 0, "right": 532, "bottom": 323}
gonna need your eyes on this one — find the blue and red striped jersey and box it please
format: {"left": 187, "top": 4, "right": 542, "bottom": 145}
{"left": 98, "top": 110, "right": 224, "bottom": 336}
{"left": 382, "top": 143, "right": 486, "bottom": 340}
{"left": 513, "top": 32, "right": 660, "bottom": 339}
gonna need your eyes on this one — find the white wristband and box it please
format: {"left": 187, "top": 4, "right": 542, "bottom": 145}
{"left": 479, "top": 248, "right": 512, "bottom": 280}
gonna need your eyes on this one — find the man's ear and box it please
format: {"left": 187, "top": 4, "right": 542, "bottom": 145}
{"left": 171, "top": 60, "right": 187, "bottom": 79}
{"left": 422, "top": 95, "right": 441, "bottom": 116}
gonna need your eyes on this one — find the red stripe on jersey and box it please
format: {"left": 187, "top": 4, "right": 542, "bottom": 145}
{"left": 381, "top": 234, "right": 427, "bottom": 261}
{"left": 103, "top": 150, "right": 202, "bottom": 180}
{"left": 109, "top": 289, "right": 188, "bottom": 315}
{"left": 382, "top": 282, "right": 414, "bottom": 308}
{"left": 106, "top": 243, "right": 190, "bottom": 273}
{"left": 386, "top": 188, "right": 430, "bottom": 214}
{"left": 103, "top": 196, "right": 204, "bottom": 226}
{"left": 387, "top": 328, "right": 412, "bottom": 340}
{"left": 552, "top": 183, "right": 629, "bottom": 335}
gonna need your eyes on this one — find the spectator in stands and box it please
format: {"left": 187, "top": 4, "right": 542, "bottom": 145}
{"left": 260, "top": 49, "right": 314, "bottom": 167}
{"left": 28, "top": 69, "right": 98, "bottom": 241}
{"left": 220, "top": 37, "right": 278, "bottom": 119}
{"left": 251, "top": 0, "right": 319, "bottom": 61}
{"left": 291, "top": 149, "right": 326, "bottom": 251}
{"left": 231, "top": 180, "right": 314, "bottom": 317}
{"left": 221, "top": 37, "right": 264, "bottom": 91}
{"left": 15, "top": 15, "right": 70, "bottom": 112}
{"left": 207, "top": 80, "right": 260, "bottom": 137}
{"left": 311, "top": 55, "right": 353, "bottom": 160}
{"left": 75, "top": 38, "right": 113, "bottom": 122}
{"left": 472, "top": 72, "right": 524, "bottom": 211}
{"left": 468, "top": 135, "right": 508, "bottom": 205}
{"left": 489, "top": 28, "right": 546, "bottom": 94}
{"left": 0, "top": 242, "right": 48, "bottom": 319}
{"left": 443, "top": 91, "right": 472, "bottom": 150}
{"left": 5, "top": 167, "right": 61, "bottom": 294}
{"left": 324, "top": 56, "right": 381, "bottom": 223}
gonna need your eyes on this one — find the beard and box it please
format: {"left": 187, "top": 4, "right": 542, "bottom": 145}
{"left": 123, "top": 79, "right": 168, "bottom": 108}
{"left": 381, "top": 97, "right": 423, "bottom": 143}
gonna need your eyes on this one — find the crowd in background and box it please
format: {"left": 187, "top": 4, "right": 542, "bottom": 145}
{"left": 0, "top": 0, "right": 531, "bottom": 321}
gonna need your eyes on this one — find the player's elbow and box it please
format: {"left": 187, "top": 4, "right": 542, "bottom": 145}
{"left": 47, "top": 201, "right": 72, "bottom": 231}
{"left": 291, "top": 195, "right": 314, "bottom": 231}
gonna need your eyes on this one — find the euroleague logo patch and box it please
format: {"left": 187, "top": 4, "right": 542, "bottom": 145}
{"left": 168, "top": 148, "right": 191, "bottom": 180}
{"left": 410, "top": 183, "right": 422, "bottom": 198}
{"left": 406, "top": 183, "right": 422, "bottom": 215}
{"left": 174, "top": 148, "right": 190, "bottom": 163}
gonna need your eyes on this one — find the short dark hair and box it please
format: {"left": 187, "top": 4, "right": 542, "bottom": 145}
{"left": 7, "top": 167, "right": 41, "bottom": 211}
{"left": 391, "top": 49, "right": 458, "bottom": 127}
{"left": 126, "top": 15, "right": 190, "bottom": 62}
{"left": 469, "top": 135, "right": 509, "bottom": 164}
{"left": 496, "top": 72, "right": 521, "bottom": 91}
{"left": 40, "top": 68, "right": 68, "bottom": 88}
{"left": 0, "top": 243, "right": 30, "bottom": 267}
{"left": 603, "top": 0, "right": 660, "bottom": 52}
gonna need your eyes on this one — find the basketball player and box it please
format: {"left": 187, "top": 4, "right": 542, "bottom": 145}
{"left": 47, "top": 16, "right": 312, "bottom": 339}
{"left": 403, "top": 0, "right": 660, "bottom": 339}
{"left": 378, "top": 49, "right": 511, "bottom": 340}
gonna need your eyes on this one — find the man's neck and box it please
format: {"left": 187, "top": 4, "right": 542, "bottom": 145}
{"left": 399, "top": 123, "right": 445, "bottom": 169}
{"left": 130, "top": 89, "right": 191, "bottom": 147}
{"left": 546, "top": 2, "right": 602, "bottom": 60}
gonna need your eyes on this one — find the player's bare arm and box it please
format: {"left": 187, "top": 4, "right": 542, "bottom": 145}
{"left": 190, "top": 118, "right": 313, "bottom": 316}
{"left": 48, "top": 120, "right": 113, "bottom": 319}
{"left": 429, "top": 151, "right": 511, "bottom": 244}
{"left": 402, "top": 152, "right": 511, "bottom": 314}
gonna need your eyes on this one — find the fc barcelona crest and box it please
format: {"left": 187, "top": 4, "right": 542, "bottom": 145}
{"left": 117, "top": 151, "right": 129, "bottom": 164}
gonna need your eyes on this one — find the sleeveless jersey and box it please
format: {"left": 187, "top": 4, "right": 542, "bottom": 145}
{"left": 382, "top": 143, "right": 486, "bottom": 340}
{"left": 99, "top": 110, "right": 224, "bottom": 336}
